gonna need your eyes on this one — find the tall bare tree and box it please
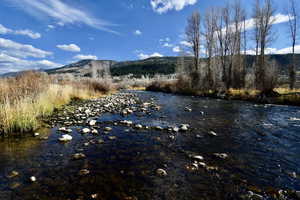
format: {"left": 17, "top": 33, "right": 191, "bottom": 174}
{"left": 252, "top": 0, "right": 276, "bottom": 91}
{"left": 214, "top": 5, "right": 232, "bottom": 90}
{"left": 230, "top": 0, "right": 246, "bottom": 89}
{"left": 287, "top": 0, "right": 298, "bottom": 90}
{"left": 186, "top": 11, "right": 201, "bottom": 72}
{"left": 203, "top": 7, "right": 216, "bottom": 89}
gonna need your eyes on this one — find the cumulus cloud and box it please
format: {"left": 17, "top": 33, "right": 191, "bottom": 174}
{"left": 0, "top": 53, "right": 60, "bottom": 74}
{"left": 138, "top": 52, "right": 163, "bottom": 59}
{"left": 224, "top": 13, "right": 292, "bottom": 33}
{"left": 0, "top": 37, "right": 52, "bottom": 58}
{"left": 57, "top": 44, "right": 81, "bottom": 52}
{"left": 151, "top": 0, "right": 197, "bottom": 14}
{"left": 73, "top": 54, "right": 98, "bottom": 60}
{"left": 163, "top": 43, "right": 173, "bottom": 47}
{"left": 0, "top": 24, "right": 41, "bottom": 39}
{"left": 8, "top": 0, "right": 116, "bottom": 33}
{"left": 134, "top": 30, "right": 142, "bottom": 35}
{"left": 245, "top": 45, "right": 300, "bottom": 55}
{"left": 172, "top": 46, "right": 181, "bottom": 52}
{"left": 180, "top": 41, "right": 192, "bottom": 47}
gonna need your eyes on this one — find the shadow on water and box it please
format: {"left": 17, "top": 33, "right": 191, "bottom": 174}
{"left": 0, "top": 90, "right": 299, "bottom": 199}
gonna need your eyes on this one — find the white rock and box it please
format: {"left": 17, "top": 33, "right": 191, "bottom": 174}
{"left": 91, "top": 129, "right": 98, "bottom": 134}
{"left": 58, "top": 134, "right": 72, "bottom": 142}
{"left": 104, "top": 127, "right": 112, "bottom": 132}
{"left": 198, "top": 162, "right": 206, "bottom": 168}
{"left": 34, "top": 132, "right": 39, "bottom": 137}
{"left": 135, "top": 124, "right": 143, "bottom": 129}
{"left": 30, "top": 176, "right": 36, "bottom": 182}
{"left": 213, "top": 153, "right": 228, "bottom": 159}
{"left": 156, "top": 168, "right": 167, "bottom": 176}
{"left": 192, "top": 155, "right": 204, "bottom": 161}
{"left": 208, "top": 131, "right": 218, "bottom": 136}
{"left": 180, "top": 124, "right": 189, "bottom": 131}
{"left": 88, "top": 120, "right": 97, "bottom": 126}
{"left": 82, "top": 128, "right": 91, "bottom": 134}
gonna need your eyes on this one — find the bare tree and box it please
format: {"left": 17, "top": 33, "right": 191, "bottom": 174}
{"left": 203, "top": 7, "right": 216, "bottom": 89}
{"left": 214, "top": 5, "right": 232, "bottom": 90}
{"left": 287, "top": 0, "right": 298, "bottom": 90}
{"left": 252, "top": 0, "right": 276, "bottom": 92}
{"left": 230, "top": 0, "right": 246, "bottom": 89}
{"left": 186, "top": 11, "right": 201, "bottom": 72}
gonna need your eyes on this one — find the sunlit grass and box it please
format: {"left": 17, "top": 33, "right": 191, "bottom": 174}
{"left": 0, "top": 71, "right": 113, "bottom": 135}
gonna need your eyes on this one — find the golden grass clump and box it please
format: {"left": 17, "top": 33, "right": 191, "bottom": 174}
{"left": 0, "top": 71, "right": 113, "bottom": 135}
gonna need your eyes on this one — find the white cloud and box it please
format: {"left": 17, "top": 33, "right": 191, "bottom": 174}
{"left": 0, "top": 24, "right": 41, "bottom": 39}
{"left": 172, "top": 46, "right": 181, "bottom": 52}
{"left": 276, "top": 45, "right": 300, "bottom": 54}
{"left": 151, "top": 0, "right": 197, "bottom": 14}
{"left": 138, "top": 52, "right": 163, "bottom": 59}
{"left": 0, "top": 24, "right": 11, "bottom": 34}
{"left": 73, "top": 54, "right": 98, "bottom": 60}
{"left": 180, "top": 41, "right": 192, "bottom": 47}
{"left": 14, "top": 29, "right": 41, "bottom": 39}
{"left": 0, "top": 53, "right": 60, "bottom": 74}
{"left": 245, "top": 45, "right": 300, "bottom": 55}
{"left": 226, "top": 13, "right": 292, "bottom": 33}
{"left": 0, "top": 37, "right": 52, "bottom": 58}
{"left": 8, "top": 0, "right": 116, "bottom": 33}
{"left": 163, "top": 43, "right": 173, "bottom": 47}
{"left": 134, "top": 30, "right": 142, "bottom": 35}
{"left": 57, "top": 44, "right": 81, "bottom": 52}
{"left": 47, "top": 25, "right": 55, "bottom": 29}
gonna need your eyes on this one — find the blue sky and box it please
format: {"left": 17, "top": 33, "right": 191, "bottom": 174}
{"left": 0, "top": 0, "right": 298, "bottom": 74}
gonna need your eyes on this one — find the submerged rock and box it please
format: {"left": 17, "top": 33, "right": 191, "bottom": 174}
{"left": 79, "top": 169, "right": 90, "bottom": 176}
{"left": 72, "top": 153, "right": 86, "bottom": 160}
{"left": 213, "top": 153, "right": 228, "bottom": 159}
{"left": 104, "top": 127, "right": 112, "bottom": 132}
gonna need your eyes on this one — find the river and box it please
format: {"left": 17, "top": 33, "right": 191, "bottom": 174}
{"left": 0, "top": 91, "right": 299, "bottom": 200}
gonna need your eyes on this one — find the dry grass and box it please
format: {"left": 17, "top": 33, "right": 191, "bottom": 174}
{"left": 0, "top": 71, "right": 113, "bottom": 134}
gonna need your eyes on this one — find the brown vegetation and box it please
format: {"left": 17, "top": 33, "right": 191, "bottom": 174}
{"left": 0, "top": 71, "right": 113, "bottom": 135}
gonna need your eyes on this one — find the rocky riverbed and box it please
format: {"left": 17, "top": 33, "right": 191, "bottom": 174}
{"left": 0, "top": 91, "right": 299, "bottom": 200}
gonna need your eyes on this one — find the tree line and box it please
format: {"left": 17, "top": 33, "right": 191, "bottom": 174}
{"left": 179, "top": 0, "right": 298, "bottom": 93}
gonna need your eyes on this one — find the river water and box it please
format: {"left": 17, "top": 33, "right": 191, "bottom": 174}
{"left": 0, "top": 91, "right": 299, "bottom": 200}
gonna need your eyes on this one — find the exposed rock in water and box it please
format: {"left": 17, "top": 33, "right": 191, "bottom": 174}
{"left": 156, "top": 168, "right": 167, "bottom": 176}
{"left": 208, "top": 131, "right": 217, "bottom": 136}
{"left": 79, "top": 169, "right": 90, "bottom": 176}
{"left": 82, "top": 128, "right": 91, "bottom": 134}
{"left": 58, "top": 134, "right": 72, "bottom": 142}
{"left": 7, "top": 171, "right": 19, "bottom": 178}
{"left": 30, "top": 176, "right": 37, "bottom": 182}
{"left": 180, "top": 124, "right": 189, "bottom": 131}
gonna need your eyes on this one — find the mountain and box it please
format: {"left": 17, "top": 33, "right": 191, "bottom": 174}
{"left": 46, "top": 59, "right": 116, "bottom": 78}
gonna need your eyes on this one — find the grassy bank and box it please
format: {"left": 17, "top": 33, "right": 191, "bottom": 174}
{"left": 146, "top": 79, "right": 300, "bottom": 106}
{"left": 0, "top": 71, "right": 113, "bottom": 135}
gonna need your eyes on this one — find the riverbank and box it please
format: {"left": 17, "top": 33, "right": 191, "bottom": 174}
{"left": 0, "top": 71, "right": 114, "bottom": 135}
{"left": 146, "top": 80, "right": 300, "bottom": 106}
